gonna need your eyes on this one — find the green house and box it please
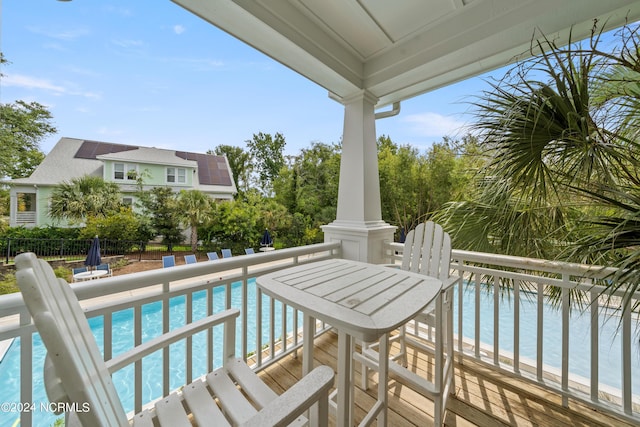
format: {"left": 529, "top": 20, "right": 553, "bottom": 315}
{"left": 6, "top": 137, "right": 237, "bottom": 227}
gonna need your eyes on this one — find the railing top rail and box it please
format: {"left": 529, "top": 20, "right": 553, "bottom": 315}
{"left": 386, "top": 241, "right": 616, "bottom": 278}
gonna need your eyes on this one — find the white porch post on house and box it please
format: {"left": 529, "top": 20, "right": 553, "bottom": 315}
{"left": 322, "top": 90, "right": 395, "bottom": 263}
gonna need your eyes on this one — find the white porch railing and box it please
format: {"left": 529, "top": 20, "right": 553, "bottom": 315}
{"left": 0, "top": 242, "right": 340, "bottom": 427}
{"left": 386, "top": 242, "right": 640, "bottom": 424}
{"left": 4, "top": 239, "right": 639, "bottom": 426}
{"left": 15, "top": 211, "right": 36, "bottom": 225}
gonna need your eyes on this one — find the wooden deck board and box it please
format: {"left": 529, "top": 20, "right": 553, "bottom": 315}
{"left": 257, "top": 330, "right": 635, "bottom": 427}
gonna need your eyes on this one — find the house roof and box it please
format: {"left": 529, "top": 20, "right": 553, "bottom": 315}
{"left": 172, "top": 0, "right": 640, "bottom": 108}
{"left": 8, "top": 137, "right": 236, "bottom": 195}
{"left": 97, "top": 146, "right": 197, "bottom": 168}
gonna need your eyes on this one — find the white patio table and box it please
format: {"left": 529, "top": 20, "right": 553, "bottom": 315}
{"left": 73, "top": 269, "right": 108, "bottom": 281}
{"left": 257, "top": 258, "right": 442, "bottom": 426}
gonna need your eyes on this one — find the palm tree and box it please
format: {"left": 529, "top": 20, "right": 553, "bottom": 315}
{"left": 435, "top": 22, "right": 640, "bottom": 312}
{"left": 50, "top": 175, "right": 122, "bottom": 224}
{"left": 178, "top": 189, "right": 212, "bottom": 252}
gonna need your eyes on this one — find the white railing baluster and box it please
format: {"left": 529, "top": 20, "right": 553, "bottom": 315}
{"left": 293, "top": 307, "right": 299, "bottom": 349}
{"left": 207, "top": 286, "right": 213, "bottom": 373}
{"left": 589, "top": 282, "right": 598, "bottom": 402}
{"left": 623, "top": 304, "right": 632, "bottom": 414}
{"left": 561, "top": 279, "right": 569, "bottom": 407}
{"left": 513, "top": 279, "right": 520, "bottom": 373}
{"left": 242, "top": 267, "right": 249, "bottom": 360}
{"left": 457, "top": 269, "right": 464, "bottom": 359}
{"left": 493, "top": 275, "right": 499, "bottom": 365}
{"left": 536, "top": 282, "right": 544, "bottom": 382}
{"left": 19, "top": 311, "right": 33, "bottom": 427}
{"left": 162, "top": 282, "right": 170, "bottom": 398}
{"left": 257, "top": 287, "right": 263, "bottom": 366}
{"left": 281, "top": 302, "right": 287, "bottom": 354}
{"left": 269, "top": 296, "right": 276, "bottom": 360}
{"left": 134, "top": 304, "right": 142, "bottom": 413}
{"left": 186, "top": 292, "right": 193, "bottom": 384}
{"left": 474, "top": 274, "right": 481, "bottom": 358}
{"left": 104, "top": 312, "right": 113, "bottom": 361}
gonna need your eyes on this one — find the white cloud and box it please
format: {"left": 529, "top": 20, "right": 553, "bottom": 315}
{"left": 173, "top": 25, "right": 186, "bottom": 35}
{"left": 3, "top": 74, "right": 66, "bottom": 93}
{"left": 3, "top": 73, "right": 101, "bottom": 99}
{"left": 111, "top": 39, "right": 145, "bottom": 49}
{"left": 402, "top": 112, "right": 468, "bottom": 138}
{"left": 26, "top": 25, "right": 90, "bottom": 41}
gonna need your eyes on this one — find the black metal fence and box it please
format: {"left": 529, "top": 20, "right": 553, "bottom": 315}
{"left": 0, "top": 238, "right": 197, "bottom": 264}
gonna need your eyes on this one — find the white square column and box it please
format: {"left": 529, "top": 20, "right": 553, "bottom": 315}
{"left": 322, "top": 90, "right": 395, "bottom": 264}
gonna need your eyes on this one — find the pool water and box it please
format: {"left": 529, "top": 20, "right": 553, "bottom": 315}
{"left": 454, "top": 284, "right": 640, "bottom": 395}
{"left": 1, "top": 280, "right": 638, "bottom": 426}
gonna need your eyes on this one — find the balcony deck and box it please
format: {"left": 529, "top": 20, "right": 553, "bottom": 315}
{"left": 4, "top": 244, "right": 639, "bottom": 427}
{"left": 259, "top": 330, "right": 635, "bottom": 427}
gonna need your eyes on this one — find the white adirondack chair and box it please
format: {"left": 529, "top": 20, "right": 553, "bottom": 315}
{"left": 15, "top": 252, "right": 334, "bottom": 427}
{"left": 360, "top": 221, "right": 459, "bottom": 426}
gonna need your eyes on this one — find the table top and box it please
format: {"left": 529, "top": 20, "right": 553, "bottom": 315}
{"left": 257, "top": 259, "right": 442, "bottom": 342}
{"left": 73, "top": 270, "right": 108, "bottom": 280}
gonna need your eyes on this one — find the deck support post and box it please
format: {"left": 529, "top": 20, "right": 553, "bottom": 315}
{"left": 322, "top": 90, "right": 395, "bottom": 264}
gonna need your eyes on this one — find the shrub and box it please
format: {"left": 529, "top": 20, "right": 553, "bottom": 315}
{"left": 0, "top": 273, "right": 18, "bottom": 295}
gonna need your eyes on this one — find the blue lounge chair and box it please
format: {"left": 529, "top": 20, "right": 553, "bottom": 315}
{"left": 72, "top": 266, "right": 87, "bottom": 276}
{"left": 184, "top": 254, "right": 197, "bottom": 264}
{"left": 72, "top": 266, "right": 88, "bottom": 282}
{"left": 162, "top": 255, "right": 175, "bottom": 268}
{"left": 207, "top": 252, "right": 219, "bottom": 260}
{"left": 96, "top": 263, "right": 112, "bottom": 276}
{"left": 221, "top": 249, "right": 232, "bottom": 258}
{"left": 245, "top": 248, "right": 255, "bottom": 255}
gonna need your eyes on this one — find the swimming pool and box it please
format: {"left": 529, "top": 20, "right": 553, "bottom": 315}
{"left": 453, "top": 284, "right": 640, "bottom": 395}
{"left": 1, "top": 280, "right": 638, "bottom": 427}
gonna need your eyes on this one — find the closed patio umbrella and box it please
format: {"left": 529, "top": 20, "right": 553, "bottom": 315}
{"left": 84, "top": 236, "right": 101, "bottom": 272}
{"left": 260, "top": 229, "right": 273, "bottom": 247}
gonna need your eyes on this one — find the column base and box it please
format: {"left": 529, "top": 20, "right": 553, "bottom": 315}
{"left": 321, "top": 220, "right": 396, "bottom": 264}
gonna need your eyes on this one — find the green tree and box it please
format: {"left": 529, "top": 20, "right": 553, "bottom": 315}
{"left": 79, "top": 207, "right": 150, "bottom": 242}
{"left": 378, "top": 137, "right": 424, "bottom": 231}
{"left": 49, "top": 175, "right": 122, "bottom": 224}
{"left": 210, "top": 145, "right": 252, "bottom": 196}
{"left": 0, "top": 55, "right": 54, "bottom": 179}
{"left": 178, "top": 189, "right": 212, "bottom": 251}
{"left": 246, "top": 132, "right": 286, "bottom": 195}
{"left": 284, "top": 142, "right": 340, "bottom": 226}
{"left": 438, "top": 22, "right": 640, "bottom": 312}
{"left": 139, "top": 187, "right": 183, "bottom": 250}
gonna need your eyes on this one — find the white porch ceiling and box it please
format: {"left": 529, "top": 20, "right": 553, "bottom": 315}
{"left": 172, "top": 0, "right": 640, "bottom": 108}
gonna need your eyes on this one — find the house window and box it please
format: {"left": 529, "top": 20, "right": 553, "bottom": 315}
{"left": 122, "top": 197, "right": 134, "bottom": 207}
{"left": 114, "top": 163, "right": 137, "bottom": 181}
{"left": 167, "top": 167, "right": 186, "bottom": 183}
{"left": 17, "top": 193, "right": 36, "bottom": 212}
{"left": 16, "top": 193, "right": 37, "bottom": 225}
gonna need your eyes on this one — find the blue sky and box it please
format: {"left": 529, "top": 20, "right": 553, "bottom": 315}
{"left": 1, "top": 1, "right": 498, "bottom": 157}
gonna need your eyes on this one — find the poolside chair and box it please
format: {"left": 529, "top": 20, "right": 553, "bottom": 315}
{"left": 72, "top": 266, "right": 87, "bottom": 275}
{"left": 207, "top": 251, "right": 219, "bottom": 261}
{"left": 184, "top": 254, "right": 197, "bottom": 264}
{"left": 15, "top": 252, "right": 334, "bottom": 427}
{"left": 360, "top": 221, "right": 459, "bottom": 426}
{"left": 244, "top": 248, "right": 255, "bottom": 255}
{"left": 96, "top": 263, "right": 112, "bottom": 277}
{"left": 71, "top": 266, "right": 88, "bottom": 282}
{"left": 221, "top": 248, "right": 232, "bottom": 258}
{"left": 162, "top": 255, "right": 175, "bottom": 268}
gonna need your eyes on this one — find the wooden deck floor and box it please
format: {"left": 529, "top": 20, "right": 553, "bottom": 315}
{"left": 257, "top": 330, "right": 634, "bottom": 427}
